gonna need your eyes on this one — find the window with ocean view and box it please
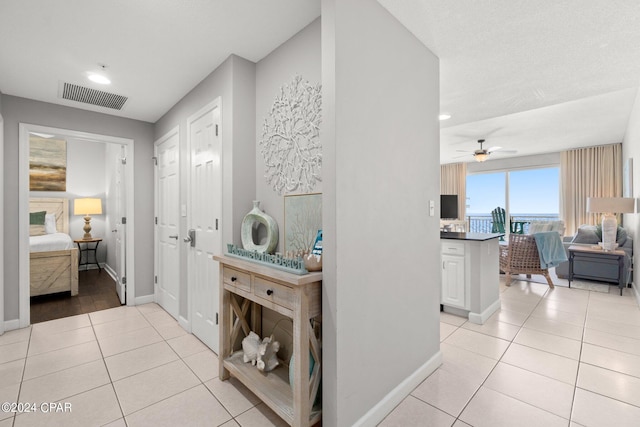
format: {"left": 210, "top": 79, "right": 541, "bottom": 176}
{"left": 466, "top": 167, "right": 560, "bottom": 233}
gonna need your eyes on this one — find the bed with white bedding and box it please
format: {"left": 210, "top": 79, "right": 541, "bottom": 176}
{"left": 30, "top": 232, "right": 74, "bottom": 253}
{"left": 30, "top": 198, "right": 78, "bottom": 297}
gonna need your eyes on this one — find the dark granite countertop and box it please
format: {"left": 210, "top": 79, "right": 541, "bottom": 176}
{"left": 440, "top": 232, "right": 504, "bottom": 241}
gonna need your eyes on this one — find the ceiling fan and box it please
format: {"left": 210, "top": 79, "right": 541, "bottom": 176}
{"left": 453, "top": 139, "right": 517, "bottom": 162}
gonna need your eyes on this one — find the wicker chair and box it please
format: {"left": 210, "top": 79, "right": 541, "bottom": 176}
{"left": 499, "top": 234, "right": 555, "bottom": 288}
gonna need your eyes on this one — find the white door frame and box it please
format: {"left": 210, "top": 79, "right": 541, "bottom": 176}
{"left": 186, "top": 98, "right": 222, "bottom": 339}
{"left": 18, "top": 123, "right": 136, "bottom": 327}
{"left": 153, "top": 125, "right": 180, "bottom": 316}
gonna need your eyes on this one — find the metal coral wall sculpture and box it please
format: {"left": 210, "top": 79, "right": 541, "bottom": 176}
{"left": 260, "top": 75, "right": 322, "bottom": 195}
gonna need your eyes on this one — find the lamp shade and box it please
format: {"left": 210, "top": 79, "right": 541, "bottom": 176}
{"left": 74, "top": 198, "right": 102, "bottom": 216}
{"left": 586, "top": 197, "right": 635, "bottom": 214}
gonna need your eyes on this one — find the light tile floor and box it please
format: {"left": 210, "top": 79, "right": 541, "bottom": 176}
{"left": 381, "top": 278, "right": 640, "bottom": 427}
{"left": 1, "top": 277, "right": 639, "bottom": 427}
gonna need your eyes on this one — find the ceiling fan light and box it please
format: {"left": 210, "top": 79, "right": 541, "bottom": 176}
{"left": 474, "top": 152, "right": 488, "bottom": 162}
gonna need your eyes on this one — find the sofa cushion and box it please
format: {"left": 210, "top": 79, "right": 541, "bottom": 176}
{"left": 571, "top": 225, "right": 600, "bottom": 244}
{"left": 571, "top": 224, "right": 628, "bottom": 246}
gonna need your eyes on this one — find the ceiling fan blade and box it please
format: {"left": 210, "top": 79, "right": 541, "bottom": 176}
{"left": 486, "top": 146, "right": 502, "bottom": 152}
{"left": 455, "top": 149, "right": 473, "bottom": 153}
{"left": 497, "top": 149, "right": 518, "bottom": 154}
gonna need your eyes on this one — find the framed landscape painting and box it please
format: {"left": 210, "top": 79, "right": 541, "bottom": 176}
{"left": 29, "top": 135, "right": 67, "bottom": 191}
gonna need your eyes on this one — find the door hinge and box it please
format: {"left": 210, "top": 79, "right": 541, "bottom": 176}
{"left": 122, "top": 217, "right": 127, "bottom": 225}
{"left": 155, "top": 217, "right": 158, "bottom": 225}
{"left": 215, "top": 219, "right": 218, "bottom": 230}
{"left": 216, "top": 312, "right": 219, "bottom": 325}
{"left": 122, "top": 276, "right": 127, "bottom": 285}
{"left": 154, "top": 275, "right": 157, "bottom": 284}
{"left": 215, "top": 124, "right": 219, "bottom": 136}
{"left": 121, "top": 158, "right": 127, "bottom": 165}
{"left": 152, "top": 156, "right": 158, "bottom": 165}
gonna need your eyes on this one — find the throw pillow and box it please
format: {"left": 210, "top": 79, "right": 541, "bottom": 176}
{"left": 29, "top": 211, "right": 47, "bottom": 236}
{"left": 571, "top": 225, "right": 600, "bottom": 244}
{"left": 44, "top": 213, "right": 57, "bottom": 234}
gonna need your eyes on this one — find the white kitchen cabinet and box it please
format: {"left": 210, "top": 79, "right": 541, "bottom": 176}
{"left": 440, "top": 233, "right": 502, "bottom": 324}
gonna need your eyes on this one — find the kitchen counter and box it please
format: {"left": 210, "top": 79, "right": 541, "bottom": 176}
{"left": 441, "top": 235, "right": 501, "bottom": 324}
{"left": 440, "top": 232, "right": 503, "bottom": 241}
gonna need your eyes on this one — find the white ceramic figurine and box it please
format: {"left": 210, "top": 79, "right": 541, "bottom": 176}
{"left": 256, "top": 335, "right": 280, "bottom": 372}
{"left": 242, "top": 331, "right": 261, "bottom": 365}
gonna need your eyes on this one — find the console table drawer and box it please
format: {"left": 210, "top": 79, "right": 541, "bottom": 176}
{"left": 254, "top": 276, "right": 295, "bottom": 309}
{"left": 223, "top": 267, "right": 251, "bottom": 292}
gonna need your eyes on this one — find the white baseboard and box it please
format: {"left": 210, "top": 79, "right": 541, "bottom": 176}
{"left": 179, "top": 315, "right": 190, "bottom": 331}
{"left": 134, "top": 294, "right": 155, "bottom": 305}
{"left": 103, "top": 264, "right": 117, "bottom": 282}
{"left": 352, "top": 350, "right": 443, "bottom": 427}
{"left": 3, "top": 318, "right": 21, "bottom": 332}
{"left": 469, "top": 299, "right": 501, "bottom": 325}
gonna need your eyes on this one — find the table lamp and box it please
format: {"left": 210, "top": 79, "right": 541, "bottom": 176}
{"left": 586, "top": 197, "right": 635, "bottom": 251}
{"left": 74, "top": 198, "right": 102, "bottom": 240}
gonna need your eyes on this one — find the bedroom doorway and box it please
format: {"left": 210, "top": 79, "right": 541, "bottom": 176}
{"left": 18, "top": 123, "right": 135, "bottom": 327}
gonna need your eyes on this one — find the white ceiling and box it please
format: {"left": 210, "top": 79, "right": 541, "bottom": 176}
{"left": 379, "top": 0, "right": 640, "bottom": 163}
{"left": 0, "top": 0, "right": 320, "bottom": 123}
{"left": 1, "top": 1, "right": 639, "bottom": 162}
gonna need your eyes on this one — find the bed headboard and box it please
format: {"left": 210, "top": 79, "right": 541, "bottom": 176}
{"left": 29, "top": 198, "right": 69, "bottom": 234}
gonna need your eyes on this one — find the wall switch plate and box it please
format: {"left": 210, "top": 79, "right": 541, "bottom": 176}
{"left": 181, "top": 204, "right": 187, "bottom": 217}
{"left": 429, "top": 200, "right": 435, "bottom": 216}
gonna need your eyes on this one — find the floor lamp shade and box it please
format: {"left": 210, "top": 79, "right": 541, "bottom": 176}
{"left": 586, "top": 197, "right": 635, "bottom": 251}
{"left": 74, "top": 198, "right": 102, "bottom": 240}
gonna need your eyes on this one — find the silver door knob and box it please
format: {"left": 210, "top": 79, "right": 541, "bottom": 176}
{"left": 169, "top": 235, "right": 179, "bottom": 240}
{"left": 183, "top": 236, "right": 192, "bottom": 243}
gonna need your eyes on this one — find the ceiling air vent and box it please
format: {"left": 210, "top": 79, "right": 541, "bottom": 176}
{"left": 59, "top": 82, "right": 128, "bottom": 110}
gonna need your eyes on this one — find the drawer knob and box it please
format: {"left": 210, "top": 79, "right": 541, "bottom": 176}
{"left": 266, "top": 289, "right": 274, "bottom": 296}
{"left": 231, "top": 276, "right": 237, "bottom": 282}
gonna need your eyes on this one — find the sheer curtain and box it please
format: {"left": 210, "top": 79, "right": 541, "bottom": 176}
{"left": 440, "top": 162, "right": 467, "bottom": 220}
{"left": 561, "top": 143, "right": 622, "bottom": 235}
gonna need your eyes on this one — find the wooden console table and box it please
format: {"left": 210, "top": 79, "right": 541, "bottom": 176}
{"left": 213, "top": 255, "right": 322, "bottom": 427}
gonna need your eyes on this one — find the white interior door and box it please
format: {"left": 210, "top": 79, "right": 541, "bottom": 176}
{"left": 114, "top": 145, "right": 127, "bottom": 304}
{"left": 188, "top": 100, "right": 222, "bottom": 352}
{"left": 155, "top": 129, "right": 180, "bottom": 320}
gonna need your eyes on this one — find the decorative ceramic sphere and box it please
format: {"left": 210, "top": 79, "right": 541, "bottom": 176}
{"left": 303, "top": 253, "right": 322, "bottom": 271}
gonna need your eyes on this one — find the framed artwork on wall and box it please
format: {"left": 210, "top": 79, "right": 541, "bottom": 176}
{"left": 624, "top": 158, "right": 633, "bottom": 198}
{"left": 284, "top": 193, "right": 322, "bottom": 256}
{"left": 29, "top": 135, "right": 67, "bottom": 191}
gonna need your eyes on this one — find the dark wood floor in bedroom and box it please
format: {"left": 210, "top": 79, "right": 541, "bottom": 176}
{"left": 30, "top": 269, "right": 122, "bottom": 324}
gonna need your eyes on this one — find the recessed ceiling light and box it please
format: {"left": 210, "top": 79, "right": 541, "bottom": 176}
{"left": 438, "top": 114, "right": 451, "bottom": 121}
{"left": 88, "top": 74, "right": 111, "bottom": 85}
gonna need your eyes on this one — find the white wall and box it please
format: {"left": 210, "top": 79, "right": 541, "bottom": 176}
{"left": 30, "top": 138, "right": 108, "bottom": 264}
{"left": 2, "top": 95, "right": 154, "bottom": 321}
{"left": 322, "top": 0, "right": 441, "bottom": 425}
{"left": 255, "top": 18, "right": 322, "bottom": 252}
{"left": 621, "top": 84, "right": 640, "bottom": 303}
{"left": 0, "top": 108, "right": 4, "bottom": 334}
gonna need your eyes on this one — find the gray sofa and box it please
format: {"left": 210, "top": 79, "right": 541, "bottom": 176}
{"left": 555, "top": 225, "right": 633, "bottom": 283}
